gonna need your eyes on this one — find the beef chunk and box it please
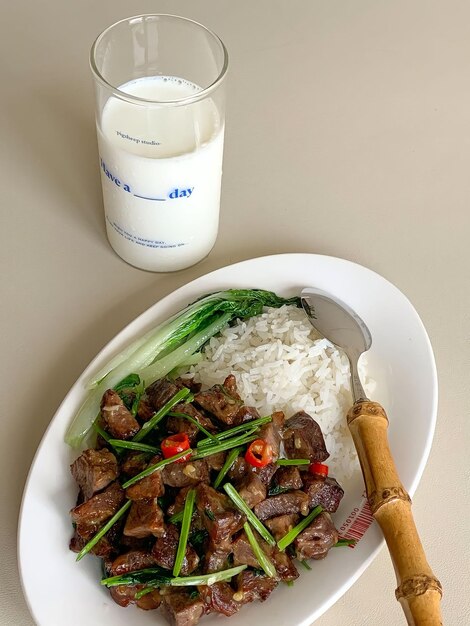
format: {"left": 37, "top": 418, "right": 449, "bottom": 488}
{"left": 110, "top": 549, "right": 156, "bottom": 575}
{"left": 255, "top": 462, "right": 279, "bottom": 486}
{"left": 199, "top": 582, "right": 241, "bottom": 616}
{"left": 265, "top": 514, "right": 299, "bottom": 542}
{"left": 257, "top": 411, "right": 285, "bottom": 461}
{"left": 234, "top": 570, "right": 278, "bottom": 603}
{"left": 136, "top": 588, "right": 162, "bottom": 610}
{"left": 161, "top": 590, "right": 204, "bottom": 626}
{"left": 228, "top": 456, "right": 249, "bottom": 482}
{"left": 275, "top": 466, "right": 303, "bottom": 491}
{"left": 222, "top": 374, "right": 241, "bottom": 399}
{"left": 205, "top": 451, "right": 226, "bottom": 471}
{"left": 151, "top": 525, "right": 199, "bottom": 575}
{"left": 302, "top": 475, "right": 344, "bottom": 512}
{"left": 140, "top": 378, "right": 179, "bottom": 417}
{"left": 167, "top": 486, "right": 193, "bottom": 516}
{"left": 294, "top": 512, "right": 338, "bottom": 560}
{"left": 254, "top": 490, "right": 310, "bottom": 521}
{"left": 123, "top": 499, "right": 165, "bottom": 538}
{"left": 70, "top": 448, "right": 118, "bottom": 501}
{"left": 125, "top": 456, "right": 165, "bottom": 500}
{"left": 100, "top": 389, "right": 140, "bottom": 439}
{"left": 121, "top": 452, "right": 149, "bottom": 478}
{"left": 70, "top": 481, "right": 125, "bottom": 528}
{"left": 167, "top": 402, "right": 217, "bottom": 444}
{"left": 283, "top": 411, "right": 329, "bottom": 462}
{"left": 69, "top": 524, "right": 118, "bottom": 558}
{"left": 204, "top": 543, "right": 231, "bottom": 573}
{"left": 232, "top": 531, "right": 298, "bottom": 582}
{"left": 194, "top": 376, "right": 243, "bottom": 426}
{"left": 162, "top": 460, "right": 209, "bottom": 488}
{"left": 235, "top": 405, "right": 261, "bottom": 423}
{"left": 237, "top": 474, "right": 266, "bottom": 509}
{"left": 196, "top": 484, "right": 245, "bottom": 545}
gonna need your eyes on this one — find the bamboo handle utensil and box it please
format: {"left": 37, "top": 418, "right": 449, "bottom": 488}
{"left": 348, "top": 400, "right": 442, "bottom": 625}
{"left": 301, "top": 287, "right": 442, "bottom": 625}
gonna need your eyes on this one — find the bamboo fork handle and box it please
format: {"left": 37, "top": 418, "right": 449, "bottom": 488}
{"left": 347, "top": 400, "right": 443, "bottom": 626}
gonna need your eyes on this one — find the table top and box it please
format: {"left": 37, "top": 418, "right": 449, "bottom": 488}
{"left": 1, "top": 1, "right": 469, "bottom": 625}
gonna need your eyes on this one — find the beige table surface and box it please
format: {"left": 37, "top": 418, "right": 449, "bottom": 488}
{"left": 1, "top": 1, "right": 469, "bottom": 624}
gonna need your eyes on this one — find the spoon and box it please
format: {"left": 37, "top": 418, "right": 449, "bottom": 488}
{"left": 301, "top": 287, "right": 442, "bottom": 626}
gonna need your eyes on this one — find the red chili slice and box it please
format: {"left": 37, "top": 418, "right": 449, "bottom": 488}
{"left": 245, "top": 439, "right": 273, "bottom": 468}
{"left": 161, "top": 433, "right": 191, "bottom": 462}
{"left": 309, "top": 462, "right": 329, "bottom": 477}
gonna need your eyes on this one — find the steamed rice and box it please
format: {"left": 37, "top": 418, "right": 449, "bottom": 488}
{"left": 190, "top": 305, "right": 375, "bottom": 482}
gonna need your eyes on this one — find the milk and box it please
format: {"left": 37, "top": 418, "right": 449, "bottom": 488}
{"left": 97, "top": 76, "right": 225, "bottom": 271}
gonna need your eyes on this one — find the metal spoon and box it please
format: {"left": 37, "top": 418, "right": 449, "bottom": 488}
{"left": 301, "top": 287, "right": 443, "bottom": 626}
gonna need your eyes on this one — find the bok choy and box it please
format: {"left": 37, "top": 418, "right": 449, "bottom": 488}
{"left": 64, "top": 289, "right": 299, "bottom": 448}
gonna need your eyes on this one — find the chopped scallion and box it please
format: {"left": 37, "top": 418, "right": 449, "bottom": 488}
{"left": 107, "top": 440, "right": 159, "bottom": 454}
{"left": 223, "top": 483, "right": 276, "bottom": 546}
{"left": 132, "top": 388, "right": 190, "bottom": 442}
{"left": 300, "top": 559, "right": 312, "bottom": 570}
{"left": 276, "top": 459, "right": 310, "bottom": 466}
{"left": 171, "top": 565, "right": 247, "bottom": 587}
{"left": 197, "top": 415, "right": 272, "bottom": 447}
{"left": 334, "top": 538, "right": 357, "bottom": 547}
{"left": 192, "top": 434, "right": 258, "bottom": 460}
{"left": 213, "top": 447, "right": 242, "bottom": 489}
{"left": 173, "top": 489, "right": 196, "bottom": 576}
{"left": 122, "top": 449, "right": 192, "bottom": 489}
{"left": 168, "top": 411, "right": 218, "bottom": 441}
{"left": 243, "top": 522, "right": 277, "bottom": 578}
{"left": 76, "top": 500, "right": 131, "bottom": 561}
{"left": 277, "top": 506, "right": 323, "bottom": 551}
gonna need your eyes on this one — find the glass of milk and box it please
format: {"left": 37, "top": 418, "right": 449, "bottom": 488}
{"left": 90, "top": 15, "right": 228, "bottom": 272}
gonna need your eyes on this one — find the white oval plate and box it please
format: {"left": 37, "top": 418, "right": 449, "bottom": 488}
{"left": 18, "top": 253, "right": 437, "bottom": 626}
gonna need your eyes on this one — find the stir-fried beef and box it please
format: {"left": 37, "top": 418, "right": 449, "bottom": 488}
{"left": 204, "top": 543, "right": 231, "bottom": 573}
{"left": 161, "top": 590, "right": 204, "bottom": 626}
{"left": 265, "top": 514, "right": 299, "bottom": 542}
{"left": 70, "top": 481, "right": 125, "bottom": 528}
{"left": 123, "top": 498, "right": 165, "bottom": 538}
{"left": 196, "top": 483, "right": 245, "bottom": 544}
{"left": 109, "top": 549, "right": 157, "bottom": 576}
{"left": 69, "top": 373, "right": 345, "bottom": 626}
{"left": 282, "top": 411, "right": 329, "bottom": 462}
{"left": 234, "top": 570, "right": 278, "bottom": 603}
{"left": 137, "top": 377, "right": 180, "bottom": 421}
{"left": 174, "top": 376, "right": 202, "bottom": 395}
{"left": 199, "top": 582, "right": 241, "bottom": 616}
{"left": 237, "top": 473, "right": 266, "bottom": 509}
{"left": 232, "top": 531, "right": 298, "bottom": 582}
{"left": 100, "top": 390, "right": 140, "bottom": 439}
{"left": 275, "top": 466, "right": 303, "bottom": 491}
{"left": 151, "top": 524, "right": 199, "bottom": 575}
{"left": 254, "top": 462, "right": 279, "bottom": 486}
{"left": 294, "top": 512, "right": 339, "bottom": 560}
{"left": 205, "top": 451, "right": 226, "bottom": 471}
{"left": 70, "top": 448, "right": 119, "bottom": 501}
{"left": 302, "top": 474, "right": 344, "bottom": 512}
{"left": 121, "top": 452, "right": 149, "bottom": 478}
{"left": 162, "top": 460, "right": 209, "bottom": 488}
{"left": 253, "top": 490, "right": 309, "bottom": 521}
{"left": 257, "top": 411, "right": 285, "bottom": 461}
{"left": 125, "top": 456, "right": 165, "bottom": 500}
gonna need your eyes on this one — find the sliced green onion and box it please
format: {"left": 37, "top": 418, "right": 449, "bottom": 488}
{"left": 243, "top": 522, "right": 277, "bottom": 578}
{"left": 285, "top": 580, "right": 294, "bottom": 587}
{"left": 223, "top": 483, "right": 276, "bottom": 546}
{"left": 300, "top": 559, "right": 312, "bottom": 570}
{"left": 276, "top": 459, "right": 310, "bottom": 466}
{"left": 173, "top": 489, "right": 196, "bottom": 576}
{"left": 76, "top": 500, "right": 132, "bottom": 561}
{"left": 168, "top": 411, "right": 218, "bottom": 441}
{"left": 171, "top": 565, "right": 247, "bottom": 587}
{"left": 197, "top": 416, "right": 272, "bottom": 447}
{"left": 277, "top": 505, "right": 323, "bottom": 551}
{"left": 132, "top": 388, "right": 190, "bottom": 442}
{"left": 335, "top": 538, "right": 357, "bottom": 547}
{"left": 192, "top": 434, "right": 258, "bottom": 460}
{"left": 135, "top": 587, "right": 154, "bottom": 600}
{"left": 122, "top": 449, "right": 192, "bottom": 489}
{"left": 108, "top": 440, "right": 159, "bottom": 454}
{"left": 213, "top": 447, "right": 242, "bottom": 489}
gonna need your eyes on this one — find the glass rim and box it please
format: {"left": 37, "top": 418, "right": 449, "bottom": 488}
{"left": 90, "top": 14, "right": 229, "bottom": 107}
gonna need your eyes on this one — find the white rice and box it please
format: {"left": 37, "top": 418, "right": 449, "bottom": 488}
{"left": 190, "top": 305, "right": 375, "bottom": 482}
